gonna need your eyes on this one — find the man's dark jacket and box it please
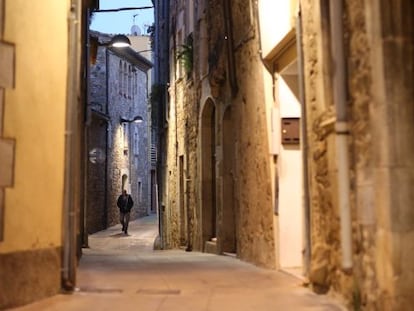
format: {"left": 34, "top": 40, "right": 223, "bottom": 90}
{"left": 117, "top": 194, "right": 134, "bottom": 213}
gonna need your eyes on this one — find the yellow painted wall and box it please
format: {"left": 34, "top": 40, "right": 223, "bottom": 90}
{"left": 0, "top": 0, "right": 69, "bottom": 252}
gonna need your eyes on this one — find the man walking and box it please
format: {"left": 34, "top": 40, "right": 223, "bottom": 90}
{"left": 117, "top": 189, "right": 134, "bottom": 234}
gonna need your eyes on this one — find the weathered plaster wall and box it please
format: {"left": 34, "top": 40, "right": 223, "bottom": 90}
{"left": 2, "top": 0, "right": 67, "bottom": 252}
{"left": 0, "top": 0, "right": 69, "bottom": 308}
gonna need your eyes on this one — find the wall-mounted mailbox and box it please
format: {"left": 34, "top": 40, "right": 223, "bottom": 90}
{"left": 281, "top": 118, "right": 300, "bottom": 144}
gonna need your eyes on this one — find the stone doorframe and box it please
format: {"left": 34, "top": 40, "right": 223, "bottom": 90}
{"left": 200, "top": 98, "right": 217, "bottom": 252}
{"left": 220, "top": 104, "right": 237, "bottom": 254}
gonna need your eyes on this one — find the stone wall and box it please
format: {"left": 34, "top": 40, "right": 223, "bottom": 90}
{"left": 163, "top": 0, "right": 276, "bottom": 268}
{"left": 106, "top": 51, "right": 150, "bottom": 225}
{"left": 346, "top": 0, "right": 378, "bottom": 308}
{"left": 301, "top": 0, "right": 355, "bottom": 301}
{"left": 366, "top": 1, "right": 414, "bottom": 309}
{"left": 301, "top": 0, "right": 414, "bottom": 309}
{"left": 86, "top": 114, "right": 108, "bottom": 233}
{"left": 88, "top": 34, "right": 151, "bottom": 231}
{"left": 228, "top": 0, "right": 276, "bottom": 267}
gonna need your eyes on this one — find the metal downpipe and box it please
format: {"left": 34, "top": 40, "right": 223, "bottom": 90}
{"left": 329, "top": 0, "right": 353, "bottom": 271}
{"left": 62, "top": 0, "right": 81, "bottom": 290}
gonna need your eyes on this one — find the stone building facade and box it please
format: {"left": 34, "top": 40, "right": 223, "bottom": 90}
{"left": 87, "top": 31, "right": 152, "bottom": 234}
{"left": 155, "top": 0, "right": 414, "bottom": 310}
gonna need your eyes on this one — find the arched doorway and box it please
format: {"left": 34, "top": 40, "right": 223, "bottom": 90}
{"left": 221, "top": 106, "right": 237, "bottom": 254}
{"left": 201, "top": 99, "right": 216, "bottom": 251}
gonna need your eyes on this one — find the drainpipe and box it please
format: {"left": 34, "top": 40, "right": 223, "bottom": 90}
{"left": 295, "top": 5, "right": 311, "bottom": 275}
{"left": 104, "top": 47, "right": 110, "bottom": 228}
{"left": 329, "top": 0, "right": 352, "bottom": 271}
{"left": 62, "top": 0, "right": 81, "bottom": 290}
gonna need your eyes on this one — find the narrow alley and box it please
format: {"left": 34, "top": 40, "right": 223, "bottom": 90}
{"left": 10, "top": 215, "right": 345, "bottom": 311}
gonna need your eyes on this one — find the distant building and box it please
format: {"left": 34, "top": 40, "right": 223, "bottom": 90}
{"left": 86, "top": 30, "right": 152, "bottom": 234}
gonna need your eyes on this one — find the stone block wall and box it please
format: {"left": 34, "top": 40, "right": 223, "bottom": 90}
{"left": 88, "top": 33, "right": 151, "bottom": 230}
{"left": 163, "top": 0, "right": 276, "bottom": 268}
{"left": 300, "top": 0, "right": 414, "bottom": 309}
{"left": 106, "top": 50, "right": 150, "bottom": 225}
{"left": 86, "top": 114, "right": 107, "bottom": 234}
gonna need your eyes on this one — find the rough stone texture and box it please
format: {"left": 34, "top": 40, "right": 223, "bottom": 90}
{"left": 0, "top": 247, "right": 61, "bottom": 309}
{"left": 300, "top": 0, "right": 414, "bottom": 309}
{"left": 86, "top": 113, "right": 108, "bottom": 234}
{"left": 88, "top": 32, "right": 151, "bottom": 232}
{"left": 163, "top": 0, "right": 276, "bottom": 268}
{"left": 300, "top": 0, "right": 343, "bottom": 294}
{"left": 160, "top": 1, "right": 414, "bottom": 309}
{"left": 345, "top": 1, "right": 379, "bottom": 309}
{"left": 367, "top": 1, "right": 414, "bottom": 310}
{"left": 106, "top": 50, "right": 150, "bottom": 225}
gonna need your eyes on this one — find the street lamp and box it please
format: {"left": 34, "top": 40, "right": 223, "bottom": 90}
{"left": 100, "top": 34, "right": 131, "bottom": 48}
{"left": 120, "top": 115, "right": 143, "bottom": 124}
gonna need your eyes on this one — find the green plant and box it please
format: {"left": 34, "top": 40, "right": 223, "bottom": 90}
{"left": 176, "top": 35, "right": 193, "bottom": 76}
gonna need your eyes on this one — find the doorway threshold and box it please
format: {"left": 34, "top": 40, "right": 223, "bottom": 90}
{"left": 280, "top": 267, "right": 308, "bottom": 283}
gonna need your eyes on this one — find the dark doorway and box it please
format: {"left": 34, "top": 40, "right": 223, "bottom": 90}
{"left": 201, "top": 99, "right": 216, "bottom": 250}
{"left": 222, "top": 106, "right": 236, "bottom": 254}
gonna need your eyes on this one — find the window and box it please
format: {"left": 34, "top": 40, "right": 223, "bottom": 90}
{"left": 133, "top": 127, "right": 139, "bottom": 155}
{"left": 138, "top": 180, "right": 142, "bottom": 202}
{"left": 122, "top": 123, "right": 129, "bottom": 153}
{"left": 176, "top": 30, "right": 184, "bottom": 79}
{"left": 128, "top": 65, "right": 132, "bottom": 99}
{"left": 186, "top": 0, "right": 194, "bottom": 34}
{"left": 118, "top": 60, "right": 122, "bottom": 95}
{"left": 122, "top": 174, "right": 128, "bottom": 191}
{"left": 123, "top": 62, "right": 127, "bottom": 96}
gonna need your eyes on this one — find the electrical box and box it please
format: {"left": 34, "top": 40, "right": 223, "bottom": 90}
{"left": 281, "top": 118, "right": 300, "bottom": 144}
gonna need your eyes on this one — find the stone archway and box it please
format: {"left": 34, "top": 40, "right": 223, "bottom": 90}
{"left": 201, "top": 99, "right": 216, "bottom": 251}
{"left": 221, "top": 106, "right": 237, "bottom": 254}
